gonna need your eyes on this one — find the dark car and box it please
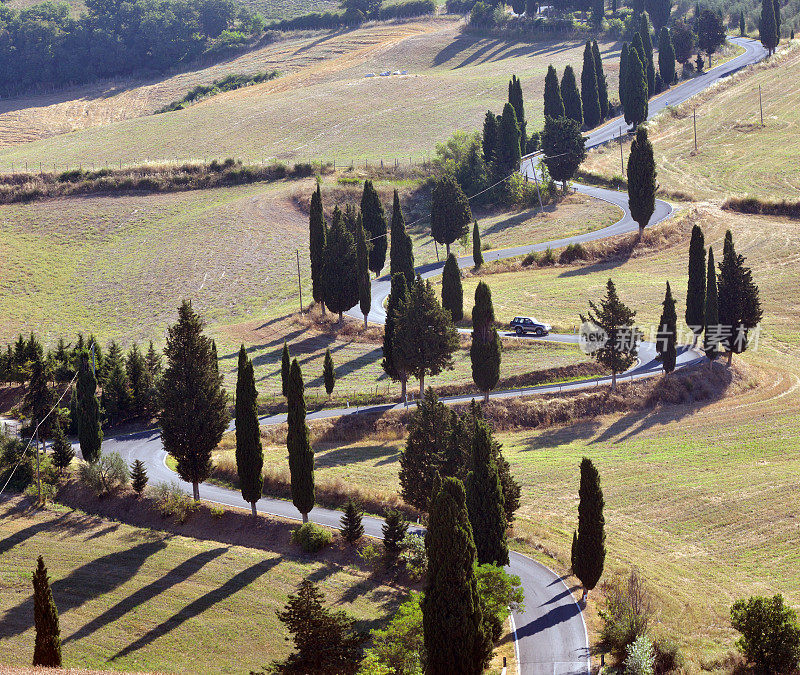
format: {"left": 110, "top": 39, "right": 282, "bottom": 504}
{"left": 509, "top": 316, "right": 552, "bottom": 336}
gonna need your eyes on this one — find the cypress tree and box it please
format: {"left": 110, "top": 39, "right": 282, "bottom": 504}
{"left": 591, "top": 0, "right": 604, "bottom": 25}
{"left": 281, "top": 342, "right": 290, "bottom": 397}
{"left": 323, "top": 348, "right": 335, "bottom": 395}
{"left": 394, "top": 279, "right": 460, "bottom": 398}
{"left": 389, "top": 189, "right": 415, "bottom": 286}
{"left": 441, "top": 253, "right": 464, "bottom": 323}
{"left": 581, "top": 41, "right": 601, "bottom": 128}
{"left": 399, "top": 389, "right": 451, "bottom": 510}
{"left": 639, "top": 14, "right": 656, "bottom": 93}
{"left": 482, "top": 110, "right": 499, "bottom": 164}
{"left": 360, "top": 180, "right": 388, "bottom": 276}
{"left": 287, "top": 359, "right": 314, "bottom": 522}
{"left": 382, "top": 509, "right": 408, "bottom": 563}
{"left": 626, "top": 40, "right": 649, "bottom": 127}
{"left": 619, "top": 43, "right": 630, "bottom": 116}
{"left": 685, "top": 224, "right": 706, "bottom": 346}
{"left": 656, "top": 282, "right": 677, "bottom": 374}
{"left": 431, "top": 175, "right": 472, "bottom": 259}
{"left": 645, "top": 0, "right": 670, "bottom": 31}
{"left": 543, "top": 64, "right": 565, "bottom": 120}
{"left": 51, "top": 418, "right": 74, "bottom": 474}
{"left": 704, "top": 247, "right": 720, "bottom": 360}
{"left": 592, "top": 40, "right": 609, "bottom": 119}
{"left": 309, "top": 183, "right": 327, "bottom": 313}
{"left": 658, "top": 26, "right": 676, "bottom": 87}
{"left": 126, "top": 343, "right": 152, "bottom": 417}
{"left": 24, "top": 354, "right": 53, "bottom": 439}
{"left": 472, "top": 220, "right": 483, "bottom": 268}
{"left": 470, "top": 281, "right": 501, "bottom": 403}
{"left": 145, "top": 340, "right": 162, "bottom": 384}
{"left": 774, "top": 0, "right": 781, "bottom": 43}
{"left": 340, "top": 500, "right": 364, "bottom": 543}
{"left": 32, "top": 556, "right": 61, "bottom": 667}
{"left": 739, "top": 9, "right": 746, "bottom": 35}
{"left": 570, "top": 457, "right": 606, "bottom": 604}
{"left": 235, "top": 345, "right": 263, "bottom": 517}
{"left": 560, "top": 65, "right": 583, "bottom": 126}
{"left": 717, "top": 230, "right": 763, "bottom": 365}
{"left": 465, "top": 419, "right": 509, "bottom": 566}
{"left": 160, "top": 301, "right": 229, "bottom": 501}
{"left": 423, "top": 477, "right": 491, "bottom": 674}
{"left": 508, "top": 75, "right": 527, "bottom": 147}
{"left": 627, "top": 125, "right": 657, "bottom": 232}
{"left": 761, "top": 0, "right": 778, "bottom": 54}
{"left": 495, "top": 103, "right": 523, "bottom": 180}
{"left": 356, "top": 213, "right": 371, "bottom": 328}
{"left": 77, "top": 351, "right": 102, "bottom": 463}
{"left": 382, "top": 273, "right": 410, "bottom": 400}
{"left": 322, "top": 206, "right": 359, "bottom": 323}
{"left": 130, "top": 458, "right": 148, "bottom": 495}
{"left": 102, "top": 341, "right": 130, "bottom": 426}
{"left": 68, "top": 385, "right": 78, "bottom": 436}
{"left": 581, "top": 279, "right": 640, "bottom": 389}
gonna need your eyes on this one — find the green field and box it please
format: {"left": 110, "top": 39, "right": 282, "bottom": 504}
{"left": 583, "top": 42, "right": 800, "bottom": 199}
{"left": 0, "top": 496, "right": 405, "bottom": 673}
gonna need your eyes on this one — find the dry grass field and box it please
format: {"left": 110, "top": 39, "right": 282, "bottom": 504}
{"left": 0, "top": 19, "right": 623, "bottom": 168}
{"left": 583, "top": 41, "right": 800, "bottom": 199}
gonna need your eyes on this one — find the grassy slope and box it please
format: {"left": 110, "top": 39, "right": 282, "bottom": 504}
{"left": 583, "top": 41, "right": 800, "bottom": 199}
{"left": 0, "top": 20, "right": 623, "bottom": 167}
{"left": 0, "top": 496, "right": 404, "bottom": 673}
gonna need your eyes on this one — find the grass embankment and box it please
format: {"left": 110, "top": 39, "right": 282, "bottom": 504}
{"left": 583, "top": 42, "right": 800, "bottom": 199}
{"left": 0, "top": 494, "right": 407, "bottom": 673}
{"left": 0, "top": 22, "right": 622, "bottom": 167}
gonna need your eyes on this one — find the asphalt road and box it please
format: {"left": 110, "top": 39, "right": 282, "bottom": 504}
{"left": 97, "top": 37, "right": 766, "bottom": 675}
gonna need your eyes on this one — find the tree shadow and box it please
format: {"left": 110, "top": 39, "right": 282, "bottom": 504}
{"left": 65, "top": 546, "right": 229, "bottom": 645}
{"left": 557, "top": 250, "right": 634, "bottom": 278}
{"left": 515, "top": 601, "right": 581, "bottom": 640}
{"left": 0, "top": 539, "right": 168, "bottom": 640}
{"left": 539, "top": 585, "right": 581, "bottom": 607}
{"left": 314, "top": 442, "right": 398, "bottom": 470}
{"left": 0, "top": 511, "right": 71, "bottom": 556}
{"left": 83, "top": 524, "right": 120, "bottom": 541}
{"left": 111, "top": 557, "right": 280, "bottom": 660}
{"left": 516, "top": 419, "right": 603, "bottom": 451}
{"left": 305, "top": 347, "right": 383, "bottom": 389}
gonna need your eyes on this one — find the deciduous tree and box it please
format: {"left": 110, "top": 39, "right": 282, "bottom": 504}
{"left": 541, "top": 115, "right": 587, "bottom": 189}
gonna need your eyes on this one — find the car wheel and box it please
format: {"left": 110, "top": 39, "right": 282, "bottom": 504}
{"left": 515, "top": 326, "right": 523, "bottom": 336}
{"left": 535, "top": 328, "right": 544, "bottom": 336}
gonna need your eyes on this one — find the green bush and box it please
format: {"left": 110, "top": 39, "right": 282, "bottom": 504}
{"left": 152, "top": 481, "right": 198, "bottom": 523}
{"left": 78, "top": 452, "right": 129, "bottom": 496}
{"left": 652, "top": 637, "right": 684, "bottom": 674}
{"left": 624, "top": 635, "right": 655, "bottom": 675}
{"left": 559, "top": 242, "right": 588, "bottom": 264}
{"left": 475, "top": 563, "right": 525, "bottom": 641}
{"left": 731, "top": 594, "right": 800, "bottom": 673}
{"left": 291, "top": 522, "right": 333, "bottom": 553}
{"left": 0, "top": 437, "right": 33, "bottom": 492}
{"left": 398, "top": 533, "right": 427, "bottom": 580}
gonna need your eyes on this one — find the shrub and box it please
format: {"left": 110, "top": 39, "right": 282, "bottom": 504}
{"left": 730, "top": 594, "right": 800, "bottom": 673}
{"left": 78, "top": 453, "right": 129, "bottom": 496}
{"left": 0, "top": 437, "right": 33, "bottom": 492}
{"left": 362, "top": 593, "right": 424, "bottom": 673}
{"left": 151, "top": 481, "right": 198, "bottom": 522}
{"left": 652, "top": 637, "right": 684, "bottom": 674}
{"left": 624, "top": 635, "right": 655, "bottom": 675}
{"left": 210, "top": 504, "right": 225, "bottom": 519}
{"left": 522, "top": 252, "right": 540, "bottom": 267}
{"left": 599, "top": 568, "right": 654, "bottom": 659}
{"left": 398, "top": 533, "right": 427, "bottom": 580}
{"left": 446, "top": 0, "right": 476, "bottom": 13}
{"left": 379, "top": 0, "right": 435, "bottom": 19}
{"left": 475, "top": 563, "right": 525, "bottom": 641}
{"left": 291, "top": 522, "right": 333, "bottom": 553}
{"left": 559, "top": 242, "right": 588, "bottom": 263}
{"left": 358, "top": 541, "right": 381, "bottom": 568}
{"left": 540, "top": 247, "right": 556, "bottom": 265}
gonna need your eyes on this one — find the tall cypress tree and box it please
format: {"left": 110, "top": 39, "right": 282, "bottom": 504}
{"left": 482, "top": 110, "right": 499, "bottom": 164}
{"left": 382, "top": 273, "right": 410, "bottom": 401}
{"left": 508, "top": 75, "right": 527, "bottom": 147}
{"left": 322, "top": 206, "right": 359, "bottom": 323}
{"left": 645, "top": 0, "right": 670, "bottom": 31}
{"left": 626, "top": 40, "right": 649, "bottom": 127}
{"left": 389, "top": 190, "right": 415, "bottom": 286}
{"left": 470, "top": 281, "right": 501, "bottom": 403}
{"left": 33, "top": 556, "right": 61, "bottom": 667}
{"left": 431, "top": 175, "right": 472, "bottom": 258}
{"left": 309, "top": 183, "right": 327, "bottom": 313}
{"left": 704, "top": 247, "right": 720, "bottom": 360}
{"left": 360, "top": 180, "right": 387, "bottom": 276}
{"left": 281, "top": 342, "right": 290, "bottom": 397}
{"left": 472, "top": 220, "right": 484, "bottom": 268}
{"left": 685, "top": 224, "right": 706, "bottom": 346}
{"left": 441, "top": 253, "right": 464, "bottom": 323}
{"left": 68, "top": 385, "right": 78, "bottom": 436}
{"left": 658, "top": 26, "right": 676, "bottom": 86}
{"left": 235, "top": 345, "right": 263, "bottom": 517}
{"left": 761, "top": 0, "right": 778, "bottom": 54}
{"left": 717, "top": 230, "right": 763, "bottom": 365}
{"left": 570, "top": 457, "right": 606, "bottom": 604}
{"left": 465, "top": 419, "right": 509, "bottom": 567}
{"left": 619, "top": 43, "right": 630, "bottom": 117}
{"left": 561, "top": 65, "right": 583, "bottom": 126}
{"left": 423, "top": 477, "right": 491, "bottom": 674}
{"left": 77, "top": 351, "right": 102, "bottom": 463}
{"left": 24, "top": 354, "right": 53, "bottom": 439}
{"left": 495, "top": 103, "right": 523, "bottom": 179}
{"left": 656, "top": 282, "right": 677, "bottom": 373}
{"left": 774, "top": 0, "right": 781, "bottom": 44}
{"left": 543, "top": 64, "right": 565, "bottom": 120}
{"left": 639, "top": 14, "right": 656, "bottom": 93}
{"left": 739, "top": 10, "right": 745, "bottom": 36}
{"left": 627, "top": 125, "right": 657, "bottom": 232}
{"left": 592, "top": 40, "right": 609, "bottom": 120}
{"left": 323, "top": 348, "right": 335, "bottom": 395}
{"left": 160, "top": 301, "right": 229, "bottom": 501}
{"left": 287, "top": 359, "right": 314, "bottom": 522}
{"left": 356, "top": 214, "right": 371, "bottom": 328}
{"left": 581, "top": 41, "right": 601, "bottom": 128}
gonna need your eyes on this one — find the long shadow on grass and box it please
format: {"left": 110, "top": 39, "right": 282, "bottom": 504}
{"left": 64, "top": 546, "right": 229, "bottom": 645}
{"left": 111, "top": 557, "right": 279, "bottom": 660}
{"left": 314, "top": 442, "right": 398, "bottom": 470}
{"left": 518, "top": 420, "right": 603, "bottom": 451}
{"left": 432, "top": 37, "right": 500, "bottom": 67}
{"left": 306, "top": 347, "right": 383, "bottom": 389}
{"left": 0, "top": 539, "right": 168, "bottom": 639}
{"left": 0, "top": 511, "right": 72, "bottom": 555}
{"left": 556, "top": 252, "right": 632, "bottom": 278}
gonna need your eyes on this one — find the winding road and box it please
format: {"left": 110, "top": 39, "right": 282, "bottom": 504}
{"left": 97, "top": 36, "right": 767, "bottom": 675}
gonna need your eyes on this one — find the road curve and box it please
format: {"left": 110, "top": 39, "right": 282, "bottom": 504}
{"left": 97, "top": 37, "right": 766, "bottom": 675}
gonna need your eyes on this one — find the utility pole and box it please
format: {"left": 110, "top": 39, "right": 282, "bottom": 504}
{"left": 35, "top": 430, "right": 41, "bottom": 502}
{"left": 619, "top": 126, "right": 624, "bottom": 174}
{"left": 296, "top": 250, "right": 303, "bottom": 314}
{"left": 759, "top": 85, "right": 764, "bottom": 126}
{"left": 693, "top": 108, "right": 698, "bottom": 151}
